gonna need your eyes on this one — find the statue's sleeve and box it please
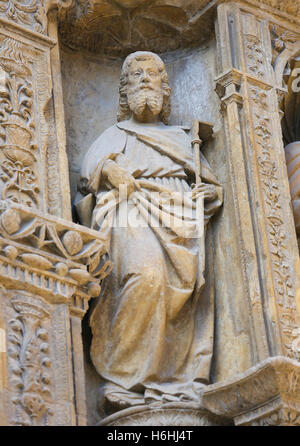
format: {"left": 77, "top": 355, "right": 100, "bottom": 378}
{"left": 79, "top": 125, "right": 127, "bottom": 193}
{"left": 75, "top": 125, "right": 127, "bottom": 226}
{"left": 199, "top": 152, "right": 223, "bottom": 226}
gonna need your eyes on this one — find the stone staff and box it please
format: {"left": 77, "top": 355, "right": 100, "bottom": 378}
{"left": 191, "top": 119, "right": 214, "bottom": 272}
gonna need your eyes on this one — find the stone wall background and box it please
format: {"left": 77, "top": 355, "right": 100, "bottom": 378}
{"left": 61, "top": 41, "right": 220, "bottom": 200}
{"left": 60, "top": 39, "right": 254, "bottom": 424}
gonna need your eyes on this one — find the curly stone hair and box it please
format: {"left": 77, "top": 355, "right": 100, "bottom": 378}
{"left": 117, "top": 51, "right": 171, "bottom": 124}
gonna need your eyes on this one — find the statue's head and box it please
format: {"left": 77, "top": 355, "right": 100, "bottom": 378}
{"left": 117, "top": 51, "right": 171, "bottom": 124}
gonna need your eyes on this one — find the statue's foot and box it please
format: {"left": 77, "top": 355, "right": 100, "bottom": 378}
{"left": 106, "top": 392, "right": 132, "bottom": 409}
{"left": 104, "top": 385, "right": 145, "bottom": 410}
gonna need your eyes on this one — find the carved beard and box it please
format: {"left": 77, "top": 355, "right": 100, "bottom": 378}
{"left": 127, "top": 86, "right": 164, "bottom": 118}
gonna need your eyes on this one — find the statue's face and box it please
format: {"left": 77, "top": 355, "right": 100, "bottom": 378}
{"left": 128, "top": 59, "right": 162, "bottom": 93}
{"left": 127, "top": 58, "right": 164, "bottom": 120}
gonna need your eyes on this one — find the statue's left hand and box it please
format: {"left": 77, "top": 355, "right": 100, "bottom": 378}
{"left": 191, "top": 183, "right": 218, "bottom": 202}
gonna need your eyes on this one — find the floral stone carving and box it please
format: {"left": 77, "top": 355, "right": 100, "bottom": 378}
{"left": 0, "top": 37, "right": 39, "bottom": 209}
{"left": 0, "top": 203, "right": 112, "bottom": 307}
{"left": 7, "top": 293, "right": 54, "bottom": 426}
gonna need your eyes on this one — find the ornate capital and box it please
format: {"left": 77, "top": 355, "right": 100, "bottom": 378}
{"left": 0, "top": 203, "right": 112, "bottom": 314}
{"left": 45, "top": 0, "right": 73, "bottom": 14}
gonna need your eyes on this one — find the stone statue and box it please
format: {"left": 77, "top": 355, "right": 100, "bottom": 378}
{"left": 75, "top": 51, "right": 222, "bottom": 413}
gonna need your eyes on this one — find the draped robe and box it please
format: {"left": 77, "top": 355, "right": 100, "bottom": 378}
{"left": 77, "top": 118, "right": 222, "bottom": 407}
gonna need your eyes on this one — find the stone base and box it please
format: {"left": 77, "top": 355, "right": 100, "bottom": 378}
{"left": 202, "top": 356, "right": 300, "bottom": 426}
{"left": 97, "top": 402, "right": 232, "bottom": 426}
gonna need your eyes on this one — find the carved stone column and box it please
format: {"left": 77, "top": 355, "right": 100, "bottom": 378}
{"left": 211, "top": 0, "right": 300, "bottom": 425}
{"left": 0, "top": 1, "right": 112, "bottom": 426}
{"left": 216, "top": 0, "right": 300, "bottom": 362}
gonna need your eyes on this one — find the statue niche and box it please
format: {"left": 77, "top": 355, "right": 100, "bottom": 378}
{"left": 75, "top": 51, "right": 222, "bottom": 417}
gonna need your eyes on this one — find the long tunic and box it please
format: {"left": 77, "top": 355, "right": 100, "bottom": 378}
{"left": 78, "top": 119, "right": 222, "bottom": 406}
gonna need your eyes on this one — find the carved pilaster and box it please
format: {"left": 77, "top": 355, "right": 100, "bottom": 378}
{"left": 0, "top": 203, "right": 111, "bottom": 425}
{"left": 215, "top": 2, "right": 300, "bottom": 367}
{"left": 0, "top": 0, "right": 104, "bottom": 426}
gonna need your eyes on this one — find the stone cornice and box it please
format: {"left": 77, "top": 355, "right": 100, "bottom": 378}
{"left": 202, "top": 356, "right": 300, "bottom": 425}
{"left": 0, "top": 203, "right": 113, "bottom": 305}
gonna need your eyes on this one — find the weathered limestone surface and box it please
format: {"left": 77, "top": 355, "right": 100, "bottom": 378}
{"left": 0, "top": 0, "right": 112, "bottom": 426}
{"left": 0, "top": 0, "right": 299, "bottom": 427}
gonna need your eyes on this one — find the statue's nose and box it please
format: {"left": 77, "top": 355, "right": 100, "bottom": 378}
{"left": 141, "top": 72, "right": 150, "bottom": 82}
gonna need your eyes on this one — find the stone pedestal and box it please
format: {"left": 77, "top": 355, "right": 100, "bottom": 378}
{"left": 98, "top": 403, "right": 232, "bottom": 427}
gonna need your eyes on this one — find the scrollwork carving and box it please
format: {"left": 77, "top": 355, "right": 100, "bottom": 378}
{"left": 270, "top": 25, "right": 298, "bottom": 67}
{"left": 0, "top": 0, "right": 47, "bottom": 33}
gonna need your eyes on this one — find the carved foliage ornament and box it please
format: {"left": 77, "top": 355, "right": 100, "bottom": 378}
{"left": 240, "top": 17, "right": 300, "bottom": 358}
{"left": 0, "top": 0, "right": 73, "bottom": 34}
{"left": 244, "top": 34, "right": 265, "bottom": 79}
{"left": 270, "top": 25, "right": 299, "bottom": 68}
{"left": 7, "top": 293, "right": 54, "bottom": 426}
{"left": 0, "top": 0, "right": 47, "bottom": 33}
{"left": 0, "top": 37, "right": 40, "bottom": 208}
{"left": 249, "top": 85, "right": 300, "bottom": 359}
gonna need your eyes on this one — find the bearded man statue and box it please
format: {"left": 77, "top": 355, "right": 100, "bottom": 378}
{"left": 75, "top": 51, "right": 223, "bottom": 414}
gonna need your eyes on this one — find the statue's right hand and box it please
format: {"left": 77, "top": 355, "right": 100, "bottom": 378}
{"left": 102, "top": 160, "right": 140, "bottom": 196}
